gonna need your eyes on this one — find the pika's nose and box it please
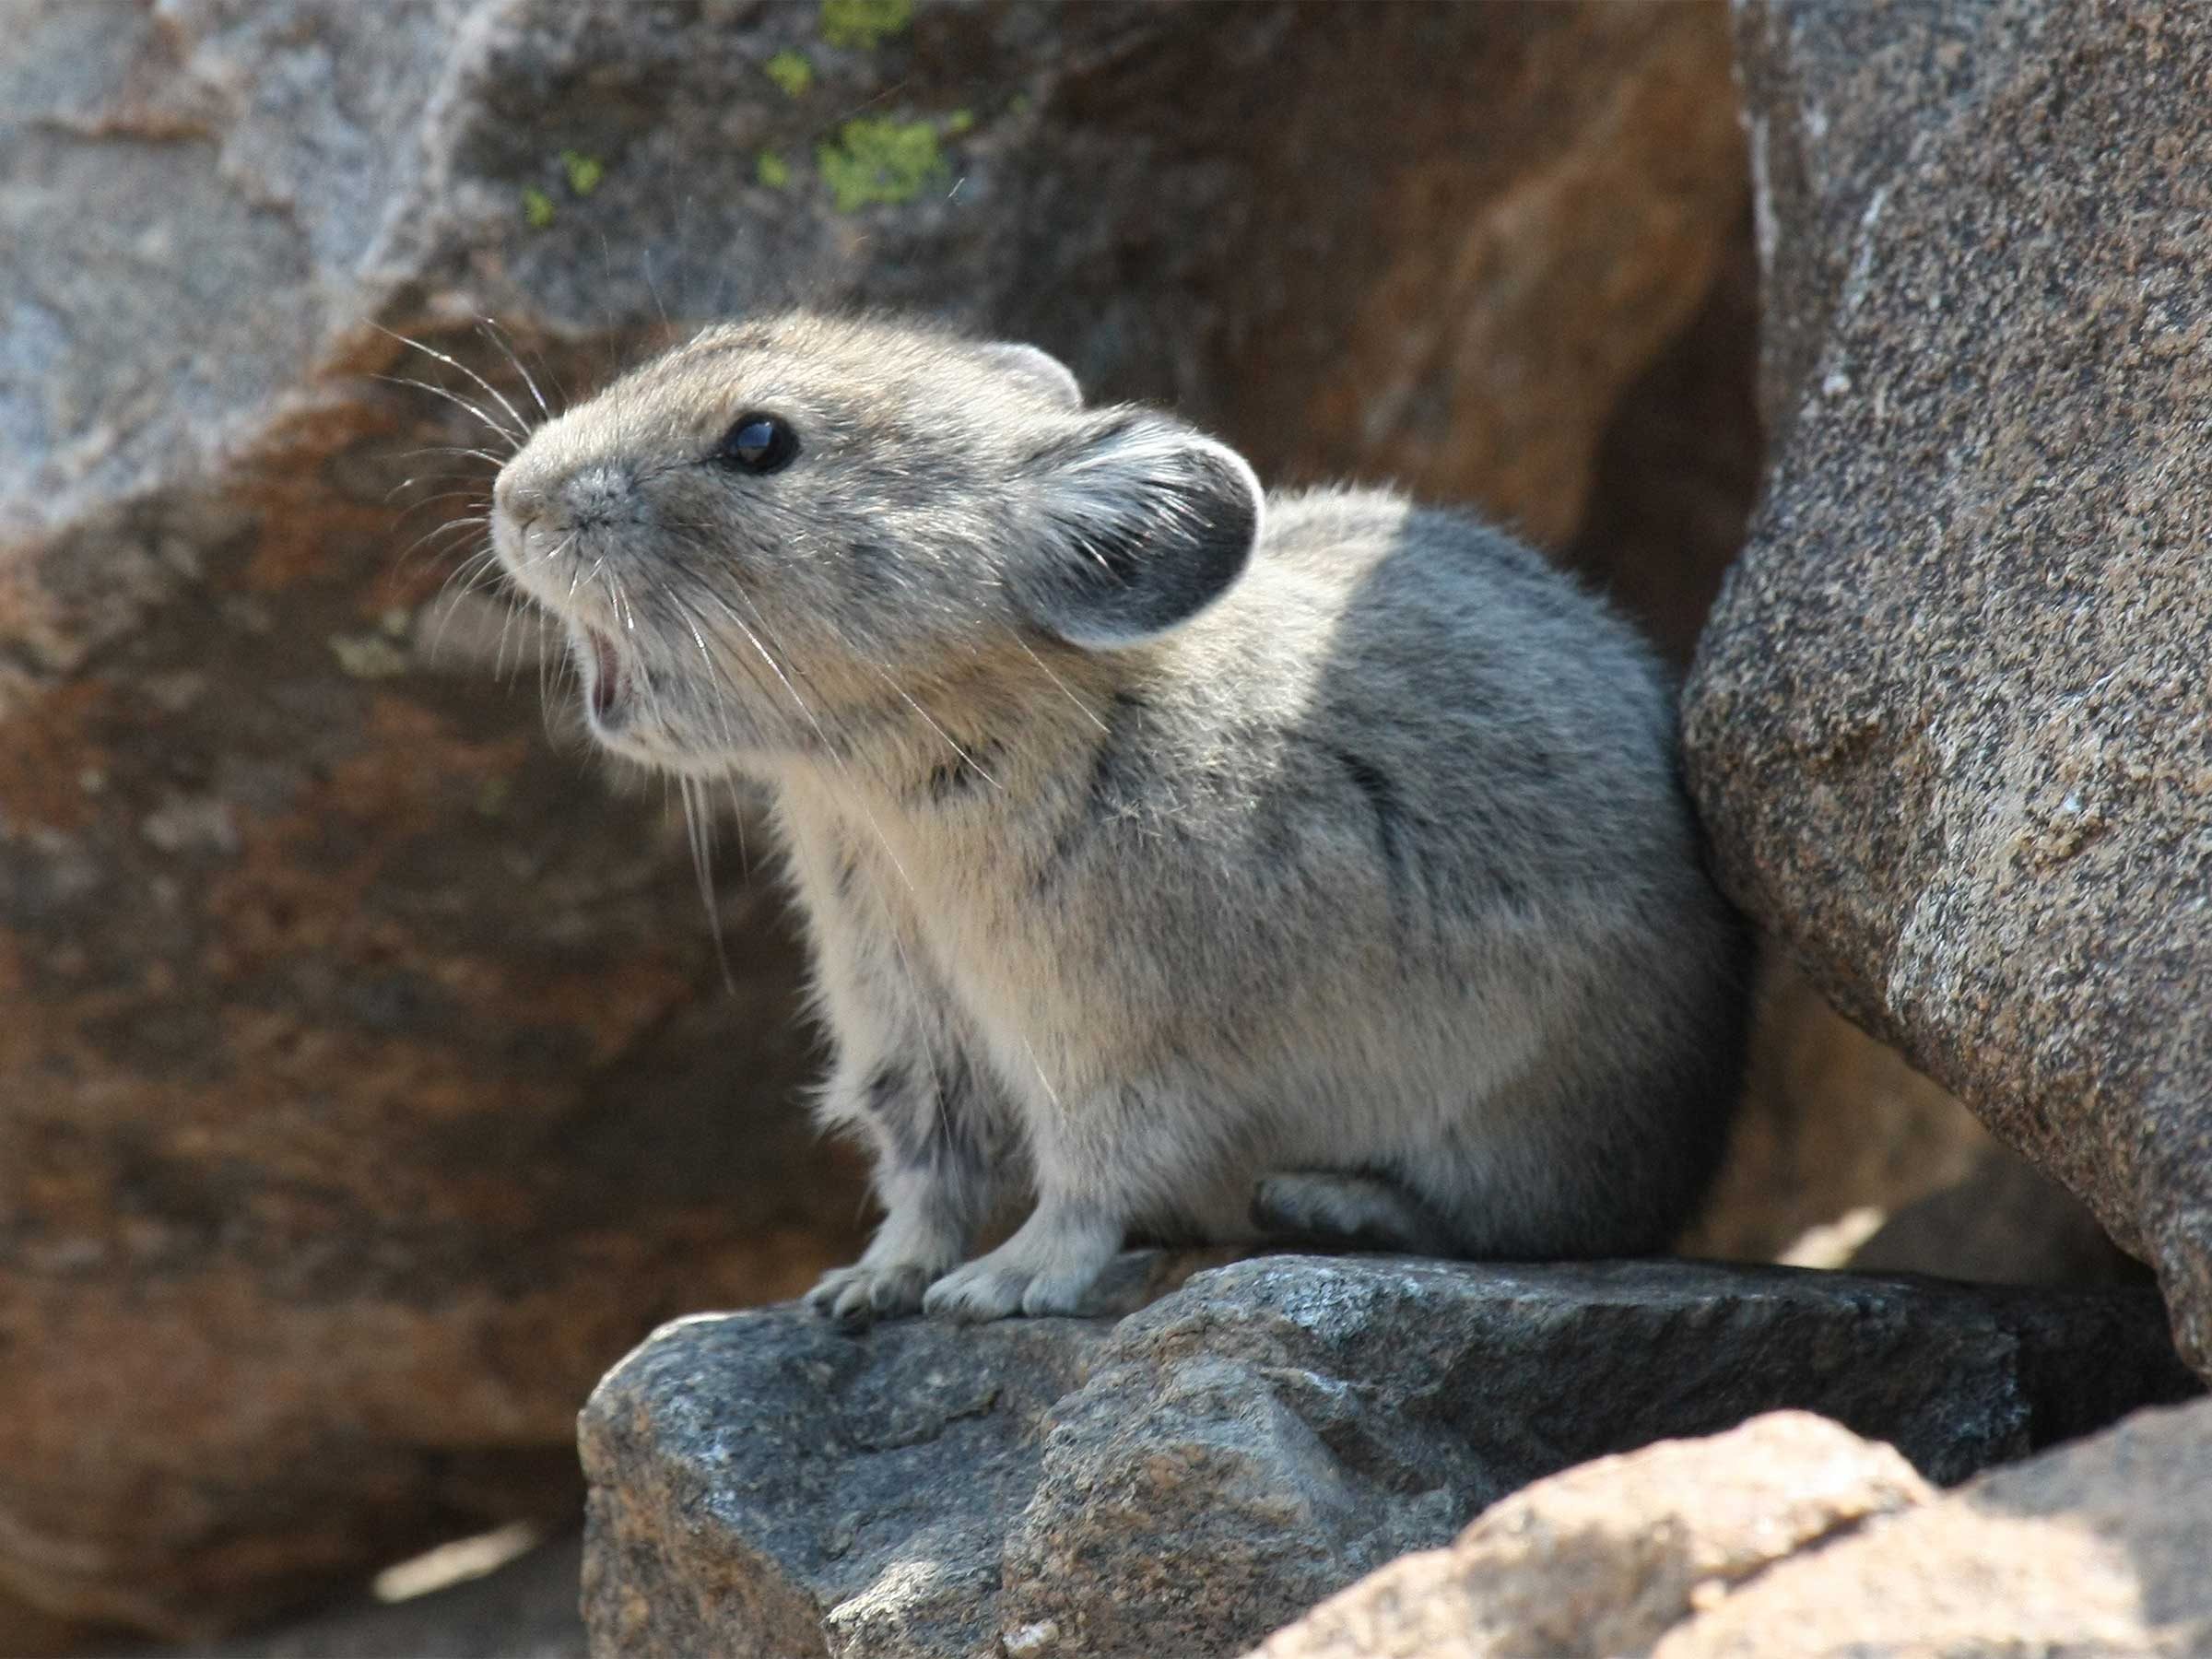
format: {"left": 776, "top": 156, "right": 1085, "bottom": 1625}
{"left": 560, "top": 462, "right": 633, "bottom": 530}
{"left": 492, "top": 458, "right": 540, "bottom": 524}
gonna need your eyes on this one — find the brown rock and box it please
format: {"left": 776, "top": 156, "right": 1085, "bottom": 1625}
{"left": 1253, "top": 1397, "right": 2212, "bottom": 1659}
{"left": 1681, "top": 956, "right": 1996, "bottom": 1266}
{"left": 1685, "top": 1, "right": 2212, "bottom": 1370}
{"left": 158, "top": 1532, "right": 585, "bottom": 1659}
{"left": 1686, "top": 961, "right": 2136, "bottom": 1288}
{"left": 1850, "top": 1141, "right": 2147, "bottom": 1288}
{"left": 1653, "top": 1397, "right": 2212, "bottom": 1658}
{"left": 1570, "top": 223, "right": 1766, "bottom": 664}
{"left": 1246, "top": 1412, "right": 1932, "bottom": 1659}
{"left": 2, "top": 0, "right": 1756, "bottom": 1636}
{"left": 0, "top": 1591, "right": 140, "bottom": 1659}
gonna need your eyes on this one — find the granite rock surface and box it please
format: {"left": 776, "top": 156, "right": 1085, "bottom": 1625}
{"left": 1687, "top": 0, "right": 2212, "bottom": 1374}
{"left": 578, "top": 1255, "right": 2198, "bottom": 1659}
{"left": 1247, "top": 1411, "right": 1932, "bottom": 1659}
{"left": 1251, "top": 1397, "right": 2212, "bottom": 1659}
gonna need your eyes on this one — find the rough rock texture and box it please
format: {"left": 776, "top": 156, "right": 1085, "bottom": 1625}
{"left": 1687, "top": 4, "right": 2212, "bottom": 1371}
{"left": 578, "top": 1255, "right": 2198, "bottom": 1659}
{"left": 2, "top": 0, "right": 1759, "bottom": 1637}
{"left": 1247, "top": 1411, "right": 1932, "bottom": 1659}
{"left": 1653, "top": 1396, "right": 2212, "bottom": 1658}
{"left": 1249, "top": 1397, "right": 2212, "bottom": 1659}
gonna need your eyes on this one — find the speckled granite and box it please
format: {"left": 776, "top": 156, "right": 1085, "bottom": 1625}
{"left": 1687, "top": 1, "right": 2212, "bottom": 1371}
{"left": 579, "top": 1256, "right": 2195, "bottom": 1659}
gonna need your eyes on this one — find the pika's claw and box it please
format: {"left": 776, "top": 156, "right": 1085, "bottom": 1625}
{"left": 806, "top": 1262, "right": 937, "bottom": 1326}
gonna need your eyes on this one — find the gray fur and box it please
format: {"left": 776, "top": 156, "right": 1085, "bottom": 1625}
{"left": 971, "top": 341, "right": 1084, "bottom": 411}
{"left": 488, "top": 312, "right": 1750, "bottom": 1324}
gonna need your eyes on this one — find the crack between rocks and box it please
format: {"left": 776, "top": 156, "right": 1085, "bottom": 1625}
{"left": 1660, "top": 1498, "right": 1919, "bottom": 1646}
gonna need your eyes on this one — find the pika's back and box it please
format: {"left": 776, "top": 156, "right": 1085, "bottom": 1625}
{"left": 1153, "top": 487, "right": 1689, "bottom": 891}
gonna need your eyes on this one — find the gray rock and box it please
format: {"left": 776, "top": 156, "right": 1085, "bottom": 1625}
{"left": 0, "top": 0, "right": 1756, "bottom": 1637}
{"left": 1686, "top": 2, "right": 2212, "bottom": 1376}
{"left": 578, "top": 1255, "right": 2199, "bottom": 1659}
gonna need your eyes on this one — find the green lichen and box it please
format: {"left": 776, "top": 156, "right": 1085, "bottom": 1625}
{"left": 756, "top": 149, "right": 794, "bottom": 190}
{"left": 819, "top": 0, "right": 910, "bottom": 51}
{"left": 763, "top": 49, "right": 815, "bottom": 96}
{"left": 560, "top": 149, "right": 605, "bottom": 195}
{"left": 945, "top": 107, "right": 973, "bottom": 135}
{"left": 817, "top": 116, "right": 947, "bottom": 211}
{"left": 521, "top": 184, "right": 557, "bottom": 229}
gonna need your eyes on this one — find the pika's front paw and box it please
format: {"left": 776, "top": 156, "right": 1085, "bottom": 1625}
{"left": 806, "top": 1261, "right": 938, "bottom": 1326}
{"left": 920, "top": 1208, "right": 1122, "bottom": 1323}
{"left": 922, "top": 1254, "right": 1090, "bottom": 1322}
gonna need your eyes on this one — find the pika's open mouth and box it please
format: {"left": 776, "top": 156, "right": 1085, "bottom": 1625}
{"left": 584, "top": 626, "right": 627, "bottom": 723}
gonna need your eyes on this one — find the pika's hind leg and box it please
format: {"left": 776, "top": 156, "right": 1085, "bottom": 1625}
{"left": 1251, "top": 1171, "right": 1458, "bottom": 1255}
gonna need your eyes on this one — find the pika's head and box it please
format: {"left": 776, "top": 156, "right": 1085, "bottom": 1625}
{"left": 489, "top": 312, "right": 1261, "bottom": 773}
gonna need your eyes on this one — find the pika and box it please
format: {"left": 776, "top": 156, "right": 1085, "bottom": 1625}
{"left": 488, "top": 312, "right": 1749, "bottom": 1323}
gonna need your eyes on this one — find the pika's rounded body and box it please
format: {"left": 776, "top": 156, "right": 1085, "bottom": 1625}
{"left": 489, "top": 313, "right": 1748, "bottom": 1322}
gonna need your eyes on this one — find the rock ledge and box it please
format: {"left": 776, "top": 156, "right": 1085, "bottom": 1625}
{"left": 579, "top": 1254, "right": 2197, "bottom": 1659}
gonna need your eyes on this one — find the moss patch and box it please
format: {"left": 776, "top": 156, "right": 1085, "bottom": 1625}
{"left": 756, "top": 149, "right": 794, "bottom": 190}
{"left": 521, "top": 184, "right": 556, "bottom": 229}
{"left": 817, "top": 116, "right": 948, "bottom": 211}
{"left": 763, "top": 49, "right": 814, "bottom": 97}
{"left": 559, "top": 149, "right": 605, "bottom": 195}
{"left": 819, "top": 0, "right": 910, "bottom": 51}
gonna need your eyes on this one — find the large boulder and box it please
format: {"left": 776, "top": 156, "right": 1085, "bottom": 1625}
{"left": 1250, "top": 1396, "right": 2212, "bottom": 1659}
{"left": 1, "top": 0, "right": 1759, "bottom": 1636}
{"left": 1686, "top": 4, "right": 2212, "bottom": 1371}
{"left": 577, "top": 1255, "right": 2197, "bottom": 1659}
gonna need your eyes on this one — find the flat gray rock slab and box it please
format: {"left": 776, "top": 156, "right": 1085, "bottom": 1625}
{"left": 579, "top": 1254, "right": 2199, "bottom": 1659}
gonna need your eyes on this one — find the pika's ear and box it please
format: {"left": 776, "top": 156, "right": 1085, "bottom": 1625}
{"left": 976, "top": 341, "right": 1083, "bottom": 410}
{"left": 1015, "top": 412, "right": 1262, "bottom": 650}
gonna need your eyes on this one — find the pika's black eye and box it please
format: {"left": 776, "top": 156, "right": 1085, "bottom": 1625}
{"left": 714, "top": 412, "right": 799, "bottom": 474}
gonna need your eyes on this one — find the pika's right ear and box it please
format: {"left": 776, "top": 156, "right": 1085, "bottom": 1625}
{"left": 1013, "top": 411, "right": 1262, "bottom": 650}
{"left": 976, "top": 342, "right": 1082, "bottom": 410}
